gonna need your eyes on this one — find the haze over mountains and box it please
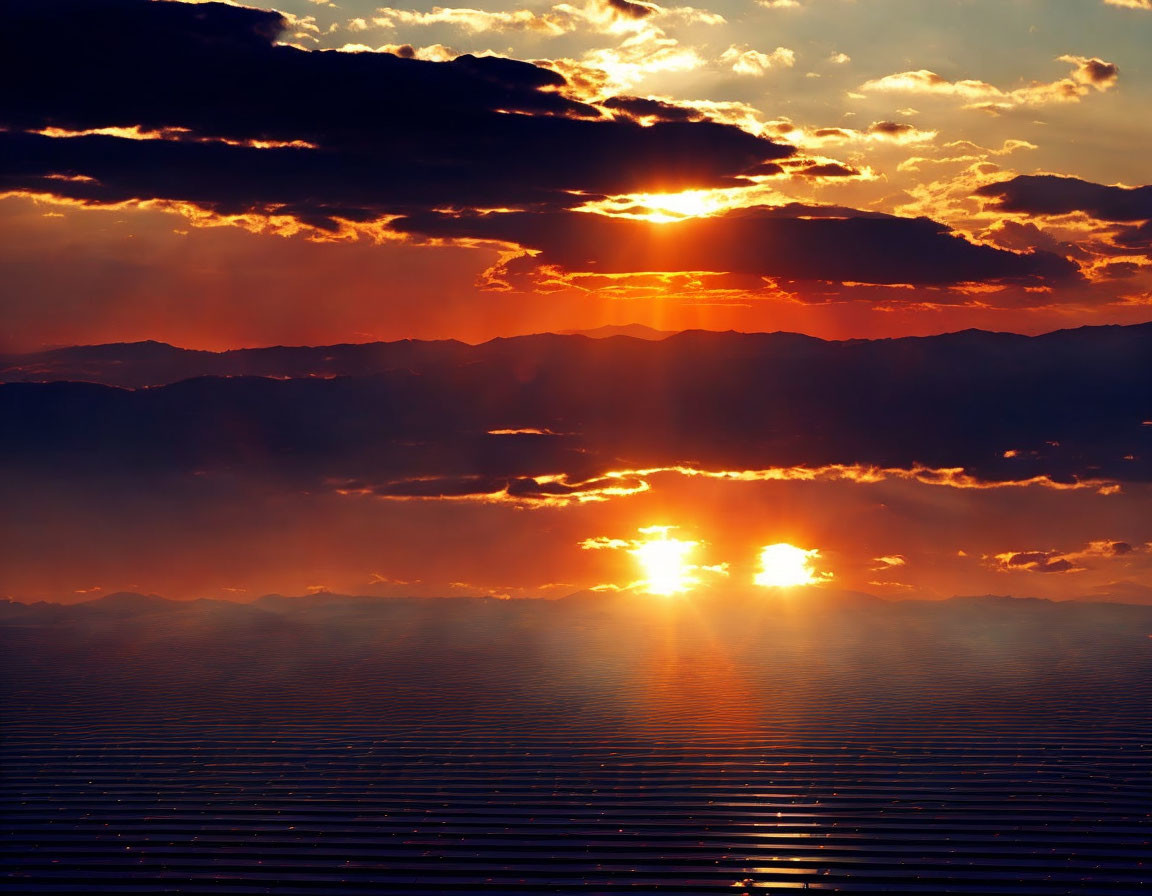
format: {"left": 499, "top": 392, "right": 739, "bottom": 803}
{"left": 5, "top": 589, "right": 1151, "bottom": 730}
{"left": 2, "top": 324, "right": 1149, "bottom": 488}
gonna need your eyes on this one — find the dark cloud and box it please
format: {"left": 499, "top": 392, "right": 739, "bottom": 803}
{"left": 390, "top": 205, "right": 1078, "bottom": 286}
{"left": 980, "top": 220, "right": 1090, "bottom": 259}
{"left": 1114, "top": 220, "right": 1152, "bottom": 249}
{"left": 1077, "top": 58, "right": 1120, "bottom": 85}
{"left": 798, "top": 162, "right": 861, "bottom": 178}
{"left": 998, "top": 551, "right": 1078, "bottom": 574}
{"left": 0, "top": 0, "right": 791, "bottom": 218}
{"left": 603, "top": 0, "right": 658, "bottom": 19}
{"left": 3, "top": 0, "right": 573, "bottom": 135}
{"left": 368, "top": 475, "right": 511, "bottom": 498}
{"left": 599, "top": 96, "right": 705, "bottom": 122}
{"left": 0, "top": 1, "right": 1084, "bottom": 296}
{"left": 744, "top": 161, "right": 786, "bottom": 176}
{"left": 360, "top": 471, "right": 646, "bottom": 501}
{"left": 976, "top": 175, "right": 1152, "bottom": 222}
{"left": 867, "top": 121, "right": 915, "bottom": 137}
{"left": 992, "top": 539, "right": 1144, "bottom": 575}
{"left": 1096, "top": 261, "right": 1146, "bottom": 279}
{"left": 9, "top": 126, "right": 763, "bottom": 226}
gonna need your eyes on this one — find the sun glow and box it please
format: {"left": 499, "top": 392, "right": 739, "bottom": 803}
{"left": 576, "top": 189, "right": 744, "bottom": 223}
{"left": 630, "top": 526, "right": 699, "bottom": 595}
{"left": 755, "top": 543, "right": 830, "bottom": 588}
{"left": 638, "top": 190, "right": 724, "bottom": 220}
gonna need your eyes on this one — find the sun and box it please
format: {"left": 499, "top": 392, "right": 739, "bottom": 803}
{"left": 630, "top": 526, "right": 699, "bottom": 595}
{"left": 754, "top": 543, "right": 830, "bottom": 588}
{"left": 629, "top": 190, "right": 727, "bottom": 222}
{"left": 644, "top": 190, "right": 716, "bottom": 218}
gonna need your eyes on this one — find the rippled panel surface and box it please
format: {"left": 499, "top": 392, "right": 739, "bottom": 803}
{"left": 3, "top": 593, "right": 1150, "bottom": 893}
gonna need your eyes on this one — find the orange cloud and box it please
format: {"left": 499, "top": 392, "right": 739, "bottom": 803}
{"left": 719, "top": 45, "right": 795, "bottom": 76}
{"left": 861, "top": 56, "right": 1118, "bottom": 113}
{"left": 989, "top": 540, "right": 1145, "bottom": 574}
{"left": 331, "top": 463, "right": 1124, "bottom": 509}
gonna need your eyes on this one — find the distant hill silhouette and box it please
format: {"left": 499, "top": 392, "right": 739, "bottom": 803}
{"left": 1, "top": 324, "right": 1149, "bottom": 490}
{"left": 77, "top": 591, "right": 173, "bottom": 615}
{"left": 556, "top": 324, "right": 678, "bottom": 340}
{"left": 7, "top": 323, "right": 1149, "bottom": 391}
{"left": 6, "top": 588, "right": 1151, "bottom": 614}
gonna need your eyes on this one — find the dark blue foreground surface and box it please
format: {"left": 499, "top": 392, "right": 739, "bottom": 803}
{"left": 3, "top": 592, "right": 1150, "bottom": 893}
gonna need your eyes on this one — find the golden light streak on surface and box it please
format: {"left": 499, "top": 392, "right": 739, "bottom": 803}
{"left": 630, "top": 526, "right": 700, "bottom": 595}
{"left": 754, "top": 543, "right": 831, "bottom": 587}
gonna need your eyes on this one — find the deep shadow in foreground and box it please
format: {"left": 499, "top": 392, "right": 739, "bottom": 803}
{"left": 2, "top": 592, "right": 1150, "bottom": 893}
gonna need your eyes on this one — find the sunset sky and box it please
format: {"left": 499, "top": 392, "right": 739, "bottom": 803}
{"left": 1, "top": 0, "right": 1150, "bottom": 604}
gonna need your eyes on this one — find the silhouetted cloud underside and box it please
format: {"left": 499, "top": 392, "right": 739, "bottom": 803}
{"left": 0, "top": 0, "right": 788, "bottom": 220}
{"left": 977, "top": 175, "right": 1152, "bottom": 256}
{"left": 0, "top": 0, "right": 1076, "bottom": 286}
{"left": 978, "top": 175, "right": 1152, "bottom": 222}
{"left": 391, "top": 207, "right": 1078, "bottom": 285}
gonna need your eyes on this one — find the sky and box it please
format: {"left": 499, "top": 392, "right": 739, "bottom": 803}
{"left": 2, "top": 0, "right": 1151, "bottom": 349}
{"left": 1, "top": 0, "right": 1150, "bottom": 604}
